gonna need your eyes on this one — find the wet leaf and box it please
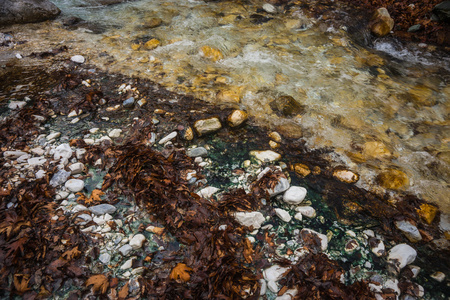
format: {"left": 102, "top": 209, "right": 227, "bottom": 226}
{"left": 85, "top": 274, "right": 110, "bottom": 294}
{"left": 118, "top": 282, "right": 129, "bottom": 300}
{"left": 13, "top": 274, "right": 30, "bottom": 294}
{"left": 61, "top": 246, "right": 81, "bottom": 261}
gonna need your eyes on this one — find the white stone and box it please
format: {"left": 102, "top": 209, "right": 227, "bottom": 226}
{"left": 46, "top": 132, "right": 61, "bottom": 141}
{"left": 267, "top": 280, "right": 279, "bottom": 293}
{"left": 70, "top": 117, "right": 80, "bottom": 124}
{"left": 69, "top": 162, "right": 84, "bottom": 175}
{"left": 249, "top": 150, "right": 281, "bottom": 162}
{"left": 27, "top": 156, "right": 47, "bottom": 167}
{"left": 84, "top": 138, "right": 95, "bottom": 145}
{"left": 68, "top": 110, "right": 78, "bottom": 117}
{"left": 89, "top": 128, "right": 99, "bottom": 134}
{"left": 54, "top": 144, "right": 72, "bottom": 160}
{"left": 159, "top": 131, "right": 177, "bottom": 144}
{"left": 129, "top": 234, "right": 146, "bottom": 249}
{"left": 263, "top": 3, "right": 277, "bottom": 13}
{"left": 234, "top": 211, "right": 265, "bottom": 229}
{"left": 197, "top": 186, "right": 220, "bottom": 199}
{"left": 120, "top": 258, "right": 134, "bottom": 270}
{"left": 65, "top": 179, "right": 85, "bottom": 192}
{"left": 268, "top": 177, "right": 290, "bottom": 197}
{"left": 93, "top": 216, "right": 105, "bottom": 225}
{"left": 3, "top": 150, "right": 27, "bottom": 159}
{"left": 108, "top": 129, "right": 122, "bottom": 138}
{"left": 371, "top": 239, "right": 385, "bottom": 257}
{"left": 388, "top": 244, "right": 417, "bottom": 270}
{"left": 71, "top": 55, "right": 85, "bottom": 64}
{"left": 119, "top": 244, "right": 133, "bottom": 256}
{"left": 263, "top": 265, "right": 290, "bottom": 282}
{"left": 384, "top": 279, "right": 400, "bottom": 296}
{"left": 295, "top": 206, "right": 316, "bottom": 218}
{"left": 72, "top": 204, "right": 88, "bottom": 212}
{"left": 395, "top": 220, "right": 422, "bottom": 242}
{"left": 56, "top": 191, "right": 69, "bottom": 200}
{"left": 275, "top": 289, "right": 298, "bottom": 300}
{"left": 283, "top": 186, "right": 307, "bottom": 205}
{"left": 8, "top": 101, "right": 26, "bottom": 110}
{"left": 35, "top": 170, "right": 46, "bottom": 179}
{"left": 275, "top": 208, "right": 291, "bottom": 222}
{"left": 259, "top": 279, "right": 267, "bottom": 296}
{"left": 31, "top": 147, "right": 45, "bottom": 156}
{"left": 430, "top": 271, "right": 445, "bottom": 282}
{"left": 17, "top": 154, "right": 30, "bottom": 163}
{"left": 363, "top": 229, "right": 375, "bottom": 238}
{"left": 294, "top": 212, "right": 303, "bottom": 221}
{"left": 76, "top": 148, "right": 86, "bottom": 159}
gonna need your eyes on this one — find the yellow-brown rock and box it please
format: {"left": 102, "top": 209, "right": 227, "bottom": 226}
{"left": 370, "top": 8, "right": 394, "bottom": 37}
{"left": 227, "top": 110, "right": 248, "bottom": 127}
{"left": 269, "top": 140, "right": 279, "bottom": 149}
{"left": 404, "top": 85, "right": 436, "bottom": 107}
{"left": 377, "top": 169, "right": 408, "bottom": 189}
{"left": 217, "top": 90, "right": 240, "bottom": 103}
{"left": 275, "top": 123, "right": 303, "bottom": 139}
{"left": 363, "top": 141, "right": 391, "bottom": 160}
{"left": 333, "top": 169, "right": 359, "bottom": 184}
{"left": 131, "top": 43, "right": 141, "bottom": 50}
{"left": 143, "top": 17, "right": 163, "bottom": 28}
{"left": 417, "top": 203, "right": 438, "bottom": 225}
{"left": 144, "top": 38, "right": 160, "bottom": 50}
{"left": 294, "top": 163, "right": 311, "bottom": 177}
{"left": 184, "top": 127, "right": 194, "bottom": 141}
{"left": 200, "top": 46, "right": 223, "bottom": 62}
{"left": 269, "top": 131, "right": 282, "bottom": 143}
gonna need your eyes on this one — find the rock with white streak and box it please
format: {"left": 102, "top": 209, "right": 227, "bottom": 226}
{"left": 159, "top": 131, "right": 177, "bottom": 144}
{"left": 234, "top": 211, "right": 265, "bottom": 229}
{"left": 283, "top": 186, "right": 307, "bottom": 205}
{"left": 54, "top": 144, "right": 72, "bottom": 160}
{"left": 65, "top": 179, "right": 85, "bottom": 192}
{"left": 295, "top": 206, "right": 316, "bottom": 218}
{"left": 129, "top": 234, "right": 146, "bottom": 249}
{"left": 275, "top": 208, "right": 291, "bottom": 222}
{"left": 388, "top": 244, "right": 417, "bottom": 270}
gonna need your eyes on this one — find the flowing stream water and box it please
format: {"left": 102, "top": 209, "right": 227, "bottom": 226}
{"left": 2, "top": 0, "right": 450, "bottom": 213}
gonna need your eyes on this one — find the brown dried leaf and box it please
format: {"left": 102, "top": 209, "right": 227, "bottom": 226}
{"left": 118, "top": 282, "right": 129, "bottom": 300}
{"left": 61, "top": 246, "right": 81, "bottom": 261}
{"left": 85, "top": 274, "right": 110, "bottom": 294}
{"left": 169, "top": 263, "right": 193, "bottom": 282}
{"left": 13, "top": 274, "right": 30, "bottom": 294}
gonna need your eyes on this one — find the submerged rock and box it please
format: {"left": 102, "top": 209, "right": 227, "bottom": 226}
{"left": 395, "top": 220, "right": 422, "bottom": 243}
{"left": 370, "top": 8, "right": 394, "bottom": 37}
{"left": 249, "top": 150, "right": 281, "bottom": 162}
{"left": 388, "top": 244, "right": 417, "bottom": 270}
{"left": 227, "top": 110, "right": 248, "bottom": 127}
{"left": 194, "top": 117, "right": 222, "bottom": 136}
{"left": 283, "top": 186, "right": 307, "bottom": 205}
{"left": 377, "top": 169, "right": 408, "bottom": 189}
{"left": 0, "top": 0, "right": 61, "bottom": 26}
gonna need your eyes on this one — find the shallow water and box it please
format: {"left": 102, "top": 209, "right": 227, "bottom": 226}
{"left": 2, "top": 0, "right": 450, "bottom": 212}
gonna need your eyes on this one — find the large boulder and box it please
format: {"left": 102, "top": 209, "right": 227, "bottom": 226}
{"left": 370, "top": 8, "right": 394, "bottom": 37}
{"left": 0, "top": 0, "right": 61, "bottom": 26}
{"left": 432, "top": 1, "right": 450, "bottom": 22}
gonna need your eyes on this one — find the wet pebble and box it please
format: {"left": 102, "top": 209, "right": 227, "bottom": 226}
{"left": 295, "top": 206, "right": 316, "bottom": 218}
{"left": 158, "top": 131, "right": 177, "bottom": 144}
{"left": 275, "top": 208, "right": 291, "bottom": 222}
{"left": 187, "top": 147, "right": 208, "bottom": 157}
{"left": 234, "top": 211, "right": 265, "bottom": 229}
{"left": 387, "top": 244, "right": 417, "bottom": 270}
{"left": 395, "top": 220, "right": 422, "bottom": 242}
{"left": 108, "top": 129, "right": 122, "bottom": 138}
{"left": 123, "top": 97, "right": 135, "bottom": 108}
{"left": 129, "top": 234, "right": 146, "bottom": 249}
{"left": 119, "top": 244, "right": 133, "bottom": 256}
{"left": 194, "top": 117, "right": 222, "bottom": 136}
{"left": 50, "top": 169, "right": 71, "bottom": 187}
{"left": 250, "top": 150, "right": 281, "bottom": 162}
{"left": 71, "top": 55, "right": 85, "bottom": 64}
{"left": 65, "top": 179, "right": 85, "bottom": 192}
{"left": 89, "top": 204, "right": 116, "bottom": 215}
{"left": 283, "top": 186, "right": 307, "bottom": 205}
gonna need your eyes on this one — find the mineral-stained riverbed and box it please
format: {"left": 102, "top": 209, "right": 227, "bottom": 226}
{"left": 1, "top": 0, "right": 449, "bottom": 214}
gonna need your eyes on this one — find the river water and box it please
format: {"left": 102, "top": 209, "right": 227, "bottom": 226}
{"left": 2, "top": 0, "right": 450, "bottom": 212}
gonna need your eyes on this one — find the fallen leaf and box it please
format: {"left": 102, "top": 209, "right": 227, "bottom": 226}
{"left": 85, "top": 274, "right": 110, "bottom": 294}
{"left": 118, "top": 282, "right": 129, "bottom": 300}
{"left": 61, "top": 246, "right": 81, "bottom": 261}
{"left": 13, "top": 274, "right": 30, "bottom": 294}
{"left": 169, "top": 263, "right": 193, "bottom": 282}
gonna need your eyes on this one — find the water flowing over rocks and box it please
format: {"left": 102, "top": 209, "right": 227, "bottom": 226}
{"left": 0, "top": 0, "right": 60, "bottom": 26}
